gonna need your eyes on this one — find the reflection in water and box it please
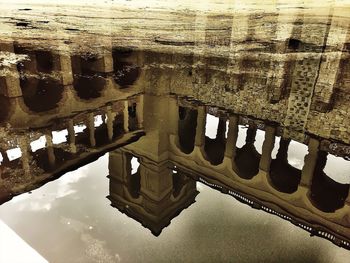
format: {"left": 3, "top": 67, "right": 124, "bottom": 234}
{"left": 1, "top": 1, "right": 350, "bottom": 261}
{"left": 20, "top": 77, "right": 64, "bottom": 112}
{"left": 311, "top": 151, "right": 349, "bottom": 213}
{"left": 108, "top": 150, "right": 198, "bottom": 236}
{"left": 235, "top": 127, "right": 261, "bottom": 179}
{"left": 178, "top": 106, "right": 197, "bottom": 154}
{"left": 270, "top": 138, "right": 302, "bottom": 193}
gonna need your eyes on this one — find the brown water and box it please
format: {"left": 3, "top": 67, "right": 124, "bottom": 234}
{"left": 1, "top": 0, "right": 350, "bottom": 262}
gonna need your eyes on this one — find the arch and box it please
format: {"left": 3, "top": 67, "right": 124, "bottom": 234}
{"left": 128, "top": 102, "right": 138, "bottom": 131}
{"left": 71, "top": 54, "right": 107, "bottom": 100}
{"left": 73, "top": 76, "right": 106, "bottom": 100}
{"left": 234, "top": 127, "right": 261, "bottom": 179}
{"left": 125, "top": 154, "right": 141, "bottom": 199}
{"left": 204, "top": 116, "right": 227, "bottom": 165}
{"left": 112, "top": 48, "right": 140, "bottom": 88}
{"left": 310, "top": 151, "right": 350, "bottom": 212}
{"left": 178, "top": 106, "right": 197, "bottom": 154}
{"left": 35, "top": 50, "right": 55, "bottom": 73}
{"left": 269, "top": 138, "right": 302, "bottom": 193}
{"left": 20, "top": 77, "right": 64, "bottom": 112}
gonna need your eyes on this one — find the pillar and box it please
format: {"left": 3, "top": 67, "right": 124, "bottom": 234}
{"left": 224, "top": 115, "right": 239, "bottom": 158}
{"left": 136, "top": 95, "right": 144, "bottom": 129}
{"left": 45, "top": 131, "right": 55, "bottom": 167}
{"left": 195, "top": 106, "right": 206, "bottom": 147}
{"left": 123, "top": 101, "right": 129, "bottom": 133}
{"left": 87, "top": 113, "right": 96, "bottom": 147}
{"left": 106, "top": 105, "right": 116, "bottom": 141}
{"left": 18, "top": 136, "right": 31, "bottom": 176}
{"left": 299, "top": 138, "right": 320, "bottom": 190}
{"left": 168, "top": 97, "right": 179, "bottom": 136}
{"left": 259, "top": 126, "right": 276, "bottom": 173}
{"left": 67, "top": 119, "right": 77, "bottom": 154}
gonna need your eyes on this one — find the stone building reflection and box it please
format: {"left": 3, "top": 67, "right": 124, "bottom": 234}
{"left": 108, "top": 150, "right": 198, "bottom": 236}
{"left": 0, "top": 13, "right": 350, "bottom": 248}
{"left": 0, "top": 92, "right": 145, "bottom": 203}
{"left": 113, "top": 94, "right": 350, "bottom": 249}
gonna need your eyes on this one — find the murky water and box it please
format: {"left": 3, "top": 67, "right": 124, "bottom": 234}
{"left": 1, "top": 0, "right": 350, "bottom": 262}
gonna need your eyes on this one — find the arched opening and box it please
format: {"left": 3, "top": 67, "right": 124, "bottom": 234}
{"left": 204, "top": 114, "right": 227, "bottom": 165}
{"left": 127, "top": 155, "right": 141, "bottom": 199}
{"left": 71, "top": 54, "right": 107, "bottom": 100}
{"left": 269, "top": 138, "right": 302, "bottom": 193}
{"left": 20, "top": 77, "right": 64, "bottom": 112}
{"left": 35, "top": 50, "right": 56, "bottom": 73}
{"left": 73, "top": 76, "right": 106, "bottom": 100}
{"left": 178, "top": 106, "right": 197, "bottom": 154}
{"left": 128, "top": 103, "right": 138, "bottom": 131}
{"left": 112, "top": 48, "right": 140, "bottom": 88}
{"left": 234, "top": 126, "right": 261, "bottom": 179}
{"left": 310, "top": 151, "right": 350, "bottom": 212}
{"left": 14, "top": 46, "right": 57, "bottom": 74}
{"left": 93, "top": 114, "right": 111, "bottom": 147}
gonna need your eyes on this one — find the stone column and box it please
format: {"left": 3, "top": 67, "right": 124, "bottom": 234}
{"left": 259, "top": 126, "right": 276, "bottom": 173}
{"left": 195, "top": 106, "right": 206, "bottom": 147}
{"left": 168, "top": 98, "right": 179, "bottom": 136}
{"left": 87, "top": 113, "right": 96, "bottom": 147}
{"left": 67, "top": 119, "right": 77, "bottom": 154}
{"left": 45, "top": 131, "right": 56, "bottom": 167}
{"left": 106, "top": 105, "right": 116, "bottom": 141}
{"left": 103, "top": 49, "right": 114, "bottom": 73}
{"left": 18, "top": 136, "right": 31, "bottom": 176}
{"left": 224, "top": 115, "right": 239, "bottom": 158}
{"left": 123, "top": 101, "right": 129, "bottom": 133}
{"left": 299, "top": 138, "right": 320, "bottom": 190}
{"left": 136, "top": 95, "right": 144, "bottom": 129}
{"left": 59, "top": 53, "right": 74, "bottom": 86}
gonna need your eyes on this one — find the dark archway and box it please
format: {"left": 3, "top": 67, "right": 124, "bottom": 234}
{"left": 310, "top": 151, "right": 349, "bottom": 212}
{"left": 204, "top": 117, "right": 226, "bottom": 165}
{"left": 178, "top": 106, "right": 197, "bottom": 154}
{"left": 112, "top": 48, "right": 140, "bottom": 88}
{"left": 235, "top": 127, "right": 261, "bottom": 179}
{"left": 20, "top": 77, "right": 64, "bottom": 112}
{"left": 269, "top": 138, "right": 302, "bottom": 193}
{"left": 71, "top": 54, "right": 107, "bottom": 100}
{"left": 73, "top": 76, "right": 106, "bottom": 100}
{"left": 126, "top": 155, "right": 141, "bottom": 199}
